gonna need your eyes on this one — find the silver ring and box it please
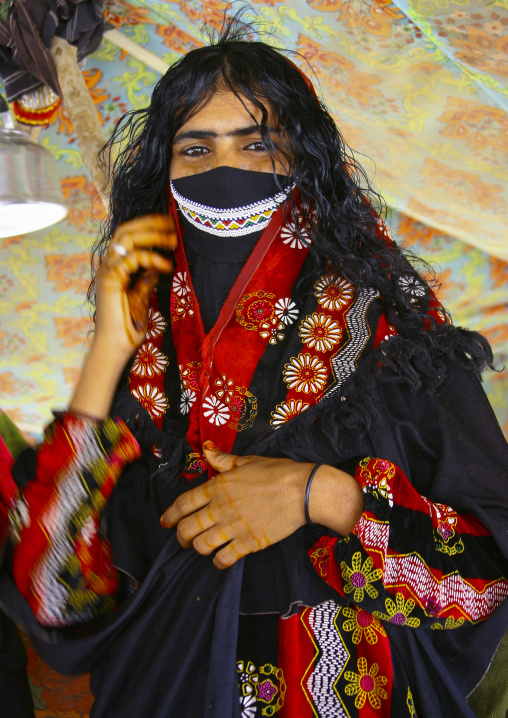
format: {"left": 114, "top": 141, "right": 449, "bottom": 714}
{"left": 112, "top": 242, "right": 128, "bottom": 257}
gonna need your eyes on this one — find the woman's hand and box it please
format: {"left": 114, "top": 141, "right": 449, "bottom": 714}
{"left": 68, "top": 214, "right": 176, "bottom": 421}
{"left": 160, "top": 443, "right": 363, "bottom": 569}
{"left": 94, "top": 214, "right": 176, "bottom": 360}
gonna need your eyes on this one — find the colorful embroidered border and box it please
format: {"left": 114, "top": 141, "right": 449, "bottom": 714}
{"left": 170, "top": 178, "right": 293, "bottom": 237}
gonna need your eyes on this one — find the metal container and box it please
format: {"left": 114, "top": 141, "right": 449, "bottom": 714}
{"left": 0, "top": 128, "right": 67, "bottom": 238}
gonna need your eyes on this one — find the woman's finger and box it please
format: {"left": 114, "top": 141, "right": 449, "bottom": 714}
{"left": 114, "top": 214, "right": 175, "bottom": 240}
{"left": 202, "top": 443, "right": 253, "bottom": 473}
{"left": 182, "top": 513, "right": 233, "bottom": 554}
{"left": 161, "top": 481, "right": 213, "bottom": 529}
{"left": 213, "top": 538, "right": 250, "bottom": 570}
{"left": 105, "top": 249, "right": 173, "bottom": 288}
{"left": 108, "top": 229, "right": 177, "bottom": 257}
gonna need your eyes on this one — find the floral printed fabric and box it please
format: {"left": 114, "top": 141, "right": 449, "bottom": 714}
{"left": 310, "top": 457, "right": 508, "bottom": 628}
{"left": 0, "top": 414, "right": 141, "bottom": 626}
{"left": 0, "top": 0, "right": 507, "bottom": 442}
{"left": 129, "top": 191, "right": 447, "bottom": 478}
{"left": 271, "top": 456, "right": 508, "bottom": 717}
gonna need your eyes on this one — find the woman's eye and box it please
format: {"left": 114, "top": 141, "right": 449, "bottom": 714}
{"left": 245, "top": 141, "right": 266, "bottom": 152}
{"left": 182, "top": 146, "right": 210, "bottom": 157}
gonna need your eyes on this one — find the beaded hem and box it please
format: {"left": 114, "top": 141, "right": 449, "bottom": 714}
{"left": 169, "top": 178, "right": 293, "bottom": 237}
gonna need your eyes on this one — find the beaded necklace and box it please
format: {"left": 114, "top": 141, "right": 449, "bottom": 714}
{"left": 169, "top": 178, "right": 293, "bottom": 237}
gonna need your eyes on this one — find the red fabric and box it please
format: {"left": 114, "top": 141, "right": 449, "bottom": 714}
{"left": 307, "top": 457, "right": 508, "bottom": 625}
{"left": 10, "top": 416, "right": 140, "bottom": 624}
{"left": 278, "top": 610, "right": 317, "bottom": 718}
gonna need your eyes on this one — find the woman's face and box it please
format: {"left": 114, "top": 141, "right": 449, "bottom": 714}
{"left": 170, "top": 90, "right": 288, "bottom": 179}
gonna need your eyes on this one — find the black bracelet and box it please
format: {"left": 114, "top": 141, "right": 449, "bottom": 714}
{"left": 304, "top": 463, "right": 324, "bottom": 527}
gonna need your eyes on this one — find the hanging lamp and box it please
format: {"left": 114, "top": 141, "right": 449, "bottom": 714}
{"left": 0, "top": 97, "right": 67, "bottom": 238}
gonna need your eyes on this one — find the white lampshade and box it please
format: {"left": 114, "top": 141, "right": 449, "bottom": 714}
{"left": 0, "top": 128, "right": 68, "bottom": 238}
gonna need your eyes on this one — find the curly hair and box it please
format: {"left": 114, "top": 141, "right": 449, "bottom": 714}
{"left": 90, "top": 9, "right": 493, "bottom": 374}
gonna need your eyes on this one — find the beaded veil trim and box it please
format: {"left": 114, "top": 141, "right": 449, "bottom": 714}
{"left": 169, "top": 178, "right": 293, "bottom": 237}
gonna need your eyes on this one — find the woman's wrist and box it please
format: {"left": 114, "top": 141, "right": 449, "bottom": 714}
{"left": 307, "top": 463, "right": 364, "bottom": 535}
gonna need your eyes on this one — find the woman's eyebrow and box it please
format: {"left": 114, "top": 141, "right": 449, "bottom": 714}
{"left": 173, "top": 125, "right": 277, "bottom": 145}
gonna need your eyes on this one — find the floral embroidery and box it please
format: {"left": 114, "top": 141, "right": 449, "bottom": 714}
{"left": 180, "top": 388, "right": 196, "bottom": 414}
{"left": 185, "top": 452, "right": 207, "bottom": 474}
{"left": 215, "top": 374, "right": 235, "bottom": 403}
{"left": 341, "top": 551, "right": 382, "bottom": 602}
{"left": 298, "top": 312, "right": 342, "bottom": 352}
{"left": 259, "top": 316, "right": 285, "bottom": 344}
{"left": 280, "top": 221, "right": 310, "bottom": 249}
{"left": 427, "top": 502, "right": 464, "bottom": 555}
{"left": 237, "top": 660, "right": 286, "bottom": 717}
{"left": 172, "top": 270, "right": 191, "bottom": 296}
{"left": 373, "top": 593, "right": 421, "bottom": 627}
{"left": 248, "top": 299, "right": 273, "bottom": 323}
{"left": 233, "top": 387, "right": 258, "bottom": 432}
{"left": 341, "top": 606, "right": 387, "bottom": 645}
{"left": 314, "top": 275, "right": 354, "bottom": 310}
{"left": 131, "top": 342, "right": 169, "bottom": 377}
{"left": 132, "top": 384, "right": 169, "bottom": 419}
{"left": 398, "top": 275, "right": 426, "bottom": 297}
{"left": 274, "top": 297, "right": 298, "bottom": 325}
{"left": 202, "top": 395, "right": 230, "bottom": 425}
{"left": 431, "top": 616, "right": 465, "bottom": 630}
{"left": 407, "top": 687, "right": 417, "bottom": 717}
{"left": 270, "top": 399, "right": 310, "bottom": 428}
{"left": 236, "top": 291, "right": 275, "bottom": 331}
{"left": 344, "top": 657, "right": 388, "bottom": 710}
{"left": 146, "top": 308, "right": 166, "bottom": 339}
{"left": 358, "top": 457, "right": 395, "bottom": 507}
{"left": 230, "top": 395, "right": 245, "bottom": 420}
{"left": 309, "top": 545, "right": 330, "bottom": 578}
{"left": 172, "top": 293, "right": 195, "bottom": 320}
{"left": 283, "top": 353, "right": 327, "bottom": 393}
{"left": 180, "top": 361, "right": 202, "bottom": 391}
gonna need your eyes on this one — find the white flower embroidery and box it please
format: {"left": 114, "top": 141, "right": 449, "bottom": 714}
{"left": 240, "top": 692, "right": 257, "bottom": 718}
{"left": 314, "top": 275, "right": 354, "bottom": 310}
{"left": 173, "top": 271, "right": 191, "bottom": 296}
{"left": 283, "top": 353, "right": 328, "bottom": 393}
{"left": 180, "top": 388, "right": 196, "bottom": 414}
{"left": 174, "top": 294, "right": 195, "bottom": 318}
{"left": 299, "top": 313, "right": 342, "bottom": 352}
{"left": 274, "top": 297, "right": 298, "bottom": 325}
{"left": 270, "top": 399, "right": 310, "bottom": 428}
{"left": 398, "top": 275, "right": 426, "bottom": 297}
{"left": 131, "top": 342, "right": 169, "bottom": 377}
{"left": 259, "top": 316, "right": 285, "bottom": 344}
{"left": 280, "top": 222, "right": 310, "bottom": 249}
{"left": 202, "top": 395, "right": 230, "bottom": 425}
{"left": 215, "top": 374, "right": 235, "bottom": 403}
{"left": 146, "top": 309, "right": 167, "bottom": 339}
{"left": 132, "top": 384, "right": 169, "bottom": 418}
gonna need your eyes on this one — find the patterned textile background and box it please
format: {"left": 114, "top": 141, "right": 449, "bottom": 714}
{"left": 0, "top": 0, "right": 507, "bottom": 447}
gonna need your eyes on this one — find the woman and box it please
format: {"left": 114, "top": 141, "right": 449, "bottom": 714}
{"left": 1, "top": 18, "right": 508, "bottom": 718}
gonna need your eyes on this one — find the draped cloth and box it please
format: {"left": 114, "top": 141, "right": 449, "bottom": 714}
{"left": 0, "top": 0, "right": 104, "bottom": 101}
{"left": 1, "top": 183, "right": 508, "bottom": 716}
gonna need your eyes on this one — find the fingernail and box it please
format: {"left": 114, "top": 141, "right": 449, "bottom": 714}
{"left": 160, "top": 515, "right": 166, "bottom": 528}
{"left": 203, "top": 440, "right": 218, "bottom": 451}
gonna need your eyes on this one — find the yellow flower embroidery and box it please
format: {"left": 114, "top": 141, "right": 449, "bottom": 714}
{"left": 342, "top": 606, "right": 387, "bottom": 645}
{"left": 373, "top": 593, "right": 421, "bottom": 627}
{"left": 282, "top": 353, "right": 327, "bottom": 393}
{"left": 298, "top": 312, "right": 342, "bottom": 352}
{"left": 341, "top": 552, "right": 383, "bottom": 602}
{"left": 431, "top": 616, "right": 465, "bottom": 630}
{"left": 344, "top": 657, "right": 388, "bottom": 710}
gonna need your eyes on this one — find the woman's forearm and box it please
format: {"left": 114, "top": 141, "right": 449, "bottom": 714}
{"left": 68, "top": 338, "right": 132, "bottom": 420}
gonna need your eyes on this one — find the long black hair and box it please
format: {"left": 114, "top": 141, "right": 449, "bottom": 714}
{"left": 91, "top": 9, "right": 493, "bottom": 377}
